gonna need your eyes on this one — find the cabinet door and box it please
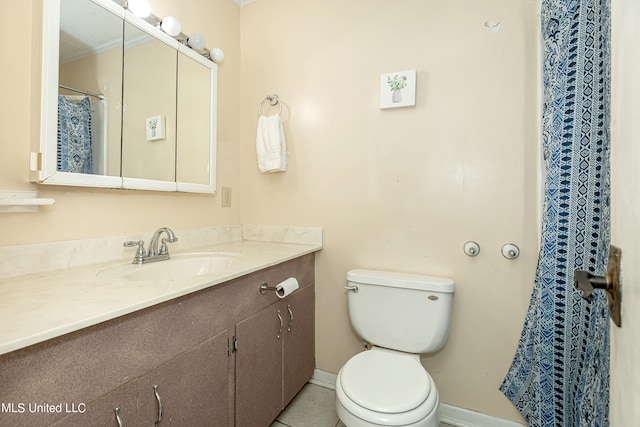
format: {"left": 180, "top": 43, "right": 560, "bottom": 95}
{"left": 283, "top": 285, "right": 315, "bottom": 406}
{"left": 235, "top": 303, "right": 283, "bottom": 427}
{"left": 49, "top": 380, "right": 139, "bottom": 427}
{"left": 137, "top": 330, "right": 230, "bottom": 426}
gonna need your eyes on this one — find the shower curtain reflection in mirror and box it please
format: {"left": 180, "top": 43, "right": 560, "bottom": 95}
{"left": 57, "top": 95, "right": 107, "bottom": 175}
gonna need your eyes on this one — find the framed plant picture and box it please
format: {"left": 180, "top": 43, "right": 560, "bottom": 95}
{"left": 145, "top": 115, "right": 165, "bottom": 141}
{"left": 379, "top": 69, "right": 417, "bottom": 109}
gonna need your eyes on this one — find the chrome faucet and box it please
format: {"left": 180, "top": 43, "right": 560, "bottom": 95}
{"left": 123, "top": 227, "right": 178, "bottom": 265}
{"left": 148, "top": 227, "right": 178, "bottom": 257}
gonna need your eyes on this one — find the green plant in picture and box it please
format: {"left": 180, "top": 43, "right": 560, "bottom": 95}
{"left": 387, "top": 74, "right": 408, "bottom": 92}
{"left": 387, "top": 74, "right": 407, "bottom": 103}
{"left": 149, "top": 117, "right": 159, "bottom": 137}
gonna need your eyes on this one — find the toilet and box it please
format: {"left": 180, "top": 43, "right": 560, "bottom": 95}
{"left": 336, "top": 269, "right": 454, "bottom": 427}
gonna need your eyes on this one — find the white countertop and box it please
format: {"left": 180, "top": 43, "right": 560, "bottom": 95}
{"left": 0, "top": 240, "right": 321, "bottom": 356}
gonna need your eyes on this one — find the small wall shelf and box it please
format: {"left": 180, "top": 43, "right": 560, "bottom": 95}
{"left": 0, "top": 191, "right": 55, "bottom": 213}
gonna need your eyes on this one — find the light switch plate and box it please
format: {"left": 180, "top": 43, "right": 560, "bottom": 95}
{"left": 221, "top": 187, "right": 232, "bottom": 207}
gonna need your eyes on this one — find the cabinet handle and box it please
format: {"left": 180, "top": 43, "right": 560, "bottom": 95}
{"left": 114, "top": 406, "right": 124, "bottom": 427}
{"left": 287, "top": 304, "right": 293, "bottom": 332}
{"left": 153, "top": 385, "right": 163, "bottom": 425}
{"left": 276, "top": 310, "right": 283, "bottom": 339}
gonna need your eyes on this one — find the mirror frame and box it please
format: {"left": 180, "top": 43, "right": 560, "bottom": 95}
{"left": 175, "top": 48, "right": 218, "bottom": 193}
{"left": 35, "top": 0, "right": 217, "bottom": 194}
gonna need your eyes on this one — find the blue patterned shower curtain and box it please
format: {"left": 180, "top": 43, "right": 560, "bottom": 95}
{"left": 500, "top": 0, "right": 611, "bottom": 426}
{"left": 57, "top": 95, "right": 93, "bottom": 174}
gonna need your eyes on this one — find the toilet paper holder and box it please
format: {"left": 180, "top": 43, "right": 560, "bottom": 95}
{"left": 260, "top": 282, "right": 279, "bottom": 294}
{"left": 259, "top": 278, "right": 300, "bottom": 298}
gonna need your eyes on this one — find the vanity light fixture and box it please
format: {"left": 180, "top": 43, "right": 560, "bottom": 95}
{"left": 209, "top": 48, "right": 225, "bottom": 63}
{"left": 125, "top": 0, "right": 151, "bottom": 18}
{"left": 159, "top": 16, "right": 182, "bottom": 37}
{"left": 187, "top": 33, "right": 206, "bottom": 51}
{"left": 114, "top": 0, "right": 224, "bottom": 63}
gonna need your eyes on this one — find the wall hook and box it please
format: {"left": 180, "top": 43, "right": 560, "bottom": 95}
{"left": 464, "top": 241, "right": 480, "bottom": 257}
{"left": 484, "top": 20, "right": 501, "bottom": 33}
{"left": 501, "top": 243, "right": 520, "bottom": 259}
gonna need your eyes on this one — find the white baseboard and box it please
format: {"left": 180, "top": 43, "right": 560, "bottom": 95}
{"left": 439, "top": 403, "right": 526, "bottom": 427}
{"left": 311, "top": 370, "right": 526, "bottom": 427}
{"left": 310, "top": 368, "right": 338, "bottom": 389}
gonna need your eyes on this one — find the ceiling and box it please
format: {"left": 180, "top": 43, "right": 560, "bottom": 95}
{"left": 59, "top": 0, "right": 126, "bottom": 63}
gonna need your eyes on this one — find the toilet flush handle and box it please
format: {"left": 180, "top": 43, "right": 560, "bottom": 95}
{"left": 344, "top": 285, "right": 358, "bottom": 293}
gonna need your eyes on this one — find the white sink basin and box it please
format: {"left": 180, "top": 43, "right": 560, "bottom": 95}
{"left": 97, "top": 252, "right": 241, "bottom": 282}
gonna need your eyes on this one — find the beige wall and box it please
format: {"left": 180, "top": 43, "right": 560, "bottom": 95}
{"left": 240, "top": 0, "right": 538, "bottom": 421}
{"left": 0, "top": 0, "right": 241, "bottom": 246}
{"left": 610, "top": 0, "right": 640, "bottom": 424}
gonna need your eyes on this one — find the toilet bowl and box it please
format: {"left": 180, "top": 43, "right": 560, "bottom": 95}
{"left": 336, "top": 269, "right": 454, "bottom": 427}
{"left": 335, "top": 347, "right": 439, "bottom": 427}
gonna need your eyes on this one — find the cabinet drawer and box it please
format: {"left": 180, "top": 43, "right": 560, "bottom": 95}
{"left": 211, "top": 253, "right": 315, "bottom": 323}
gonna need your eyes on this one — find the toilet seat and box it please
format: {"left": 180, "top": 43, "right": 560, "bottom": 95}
{"left": 336, "top": 348, "right": 439, "bottom": 426}
{"left": 341, "top": 348, "right": 430, "bottom": 413}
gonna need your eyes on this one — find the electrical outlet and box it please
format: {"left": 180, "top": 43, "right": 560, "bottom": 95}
{"left": 221, "top": 187, "right": 232, "bottom": 207}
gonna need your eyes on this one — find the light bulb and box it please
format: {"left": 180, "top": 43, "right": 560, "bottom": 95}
{"left": 160, "top": 16, "right": 182, "bottom": 37}
{"left": 210, "top": 48, "right": 225, "bottom": 63}
{"left": 187, "top": 33, "right": 206, "bottom": 50}
{"left": 127, "top": 0, "right": 151, "bottom": 18}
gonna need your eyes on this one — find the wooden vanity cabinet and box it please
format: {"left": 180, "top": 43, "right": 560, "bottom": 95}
{"left": 0, "top": 253, "right": 315, "bottom": 427}
{"left": 282, "top": 284, "right": 315, "bottom": 406}
{"left": 235, "top": 300, "right": 284, "bottom": 426}
{"left": 235, "top": 284, "right": 315, "bottom": 427}
{"left": 135, "top": 331, "right": 230, "bottom": 426}
{"left": 1, "top": 285, "right": 233, "bottom": 427}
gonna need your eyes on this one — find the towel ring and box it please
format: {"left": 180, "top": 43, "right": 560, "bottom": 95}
{"left": 258, "top": 94, "right": 282, "bottom": 117}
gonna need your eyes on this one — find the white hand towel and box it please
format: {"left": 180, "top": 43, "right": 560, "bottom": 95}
{"left": 256, "top": 113, "right": 287, "bottom": 173}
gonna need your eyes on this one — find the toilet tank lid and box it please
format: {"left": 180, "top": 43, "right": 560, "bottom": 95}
{"left": 347, "top": 269, "right": 454, "bottom": 293}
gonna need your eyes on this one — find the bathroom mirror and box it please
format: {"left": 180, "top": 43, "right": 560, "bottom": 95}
{"left": 34, "top": 0, "right": 217, "bottom": 193}
{"left": 176, "top": 50, "right": 216, "bottom": 189}
{"left": 57, "top": 0, "right": 123, "bottom": 179}
{"left": 121, "top": 19, "right": 177, "bottom": 186}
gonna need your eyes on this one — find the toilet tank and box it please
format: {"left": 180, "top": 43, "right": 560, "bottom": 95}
{"left": 346, "top": 269, "right": 454, "bottom": 354}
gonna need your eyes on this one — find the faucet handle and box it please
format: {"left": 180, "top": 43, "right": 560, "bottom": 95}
{"left": 124, "top": 240, "right": 146, "bottom": 263}
{"left": 159, "top": 238, "right": 169, "bottom": 256}
{"left": 158, "top": 235, "right": 178, "bottom": 255}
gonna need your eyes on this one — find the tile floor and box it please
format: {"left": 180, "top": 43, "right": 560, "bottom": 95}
{"left": 270, "top": 382, "right": 342, "bottom": 427}
{"left": 270, "top": 383, "right": 452, "bottom": 427}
